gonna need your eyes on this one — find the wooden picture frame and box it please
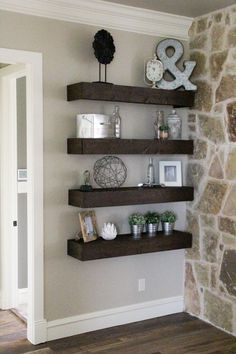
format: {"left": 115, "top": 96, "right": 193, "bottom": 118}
{"left": 79, "top": 210, "right": 98, "bottom": 242}
{"left": 159, "top": 161, "right": 182, "bottom": 187}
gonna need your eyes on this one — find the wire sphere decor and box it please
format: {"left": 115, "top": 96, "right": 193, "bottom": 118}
{"left": 93, "top": 156, "right": 127, "bottom": 188}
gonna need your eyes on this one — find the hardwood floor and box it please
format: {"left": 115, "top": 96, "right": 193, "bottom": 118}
{"left": 1, "top": 310, "right": 236, "bottom": 354}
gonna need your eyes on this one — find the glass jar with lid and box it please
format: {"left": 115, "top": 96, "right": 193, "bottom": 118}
{"left": 167, "top": 110, "right": 182, "bottom": 140}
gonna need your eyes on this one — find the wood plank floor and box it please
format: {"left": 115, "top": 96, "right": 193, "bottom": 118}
{"left": 1, "top": 310, "right": 236, "bottom": 354}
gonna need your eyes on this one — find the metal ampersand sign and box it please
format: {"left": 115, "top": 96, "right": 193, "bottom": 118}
{"left": 156, "top": 38, "right": 197, "bottom": 91}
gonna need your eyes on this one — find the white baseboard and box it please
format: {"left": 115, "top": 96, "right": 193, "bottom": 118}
{"left": 47, "top": 296, "right": 184, "bottom": 341}
{"left": 28, "top": 319, "right": 47, "bottom": 345}
{"left": 18, "top": 288, "right": 28, "bottom": 304}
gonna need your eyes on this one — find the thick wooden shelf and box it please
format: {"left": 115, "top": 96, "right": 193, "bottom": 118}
{"left": 67, "top": 231, "right": 192, "bottom": 261}
{"left": 67, "top": 138, "right": 194, "bottom": 155}
{"left": 69, "top": 186, "right": 194, "bottom": 208}
{"left": 67, "top": 82, "right": 195, "bottom": 107}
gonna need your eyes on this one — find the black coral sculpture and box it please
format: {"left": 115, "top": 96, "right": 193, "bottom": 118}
{"left": 93, "top": 29, "right": 116, "bottom": 83}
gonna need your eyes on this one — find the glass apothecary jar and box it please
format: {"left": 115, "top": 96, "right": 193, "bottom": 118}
{"left": 167, "top": 110, "right": 182, "bottom": 140}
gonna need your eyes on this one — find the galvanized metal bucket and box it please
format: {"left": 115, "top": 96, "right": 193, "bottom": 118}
{"left": 131, "top": 224, "right": 144, "bottom": 238}
{"left": 147, "top": 223, "right": 159, "bottom": 236}
{"left": 162, "top": 222, "right": 174, "bottom": 235}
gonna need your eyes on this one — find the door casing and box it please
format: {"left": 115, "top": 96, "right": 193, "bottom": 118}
{"left": 0, "top": 48, "right": 45, "bottom": 344}
{"left": 0, "top": 64, "right": 26, "bottom": 311}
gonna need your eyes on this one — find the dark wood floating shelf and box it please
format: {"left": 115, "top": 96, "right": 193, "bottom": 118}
{"left": 67, "top": 231, "right": 192, "bottom": 261}
{"left": 67, "top": 82, "right": 195, "bottom": 107}
{"left": 67, "top": 138, "right": 194, "bottom": 155}
{"left": 69, "top": 186, "right": 194, "bottom": 208}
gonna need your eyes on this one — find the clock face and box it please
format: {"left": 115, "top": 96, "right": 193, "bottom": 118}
{"left": 146, "top": 58, "right": 164, "bottom": 83}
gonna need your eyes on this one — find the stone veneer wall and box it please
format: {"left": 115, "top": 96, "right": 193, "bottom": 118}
{"left": 185, "top": 5, "right": 236, "bottom": 335}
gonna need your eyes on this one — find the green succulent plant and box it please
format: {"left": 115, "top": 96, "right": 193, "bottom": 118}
{"left": 160, "top": 210, "right": 177, "bottom": 223}
{"left": 145, "top": 211, "right": 159, "bottom": 224}
{"left": 129, "top": 213, "right": 146, "bottom": 225}
{"left": 159, "top": 124, "right": 169, "bottom": 131}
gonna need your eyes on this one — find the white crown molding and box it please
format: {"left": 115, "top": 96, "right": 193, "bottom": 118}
{"left": 47, "top": 296, "right": 184, "bottom": 341}
{"left": 0, "top": 0, "right": 192, "bottom": 40}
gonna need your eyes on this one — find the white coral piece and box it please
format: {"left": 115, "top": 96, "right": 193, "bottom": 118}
{"left": 101, "top": 223, "right": 117, "bottom": 240}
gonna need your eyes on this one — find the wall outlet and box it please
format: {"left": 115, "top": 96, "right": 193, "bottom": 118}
{"left": 138, "top": 278, "right": 145, "bottom": 292}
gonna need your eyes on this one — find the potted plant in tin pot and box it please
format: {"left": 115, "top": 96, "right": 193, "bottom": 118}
{"left": 129, "top": 213, "right": 146, "bottom": 238}
{"left": 160, "top": 211, "right": 177, "bottom": 235}
{"left": 145, "top": 211, "right": 159, "bottom": 236}
{"left": 159, "top": 124, "right": 169, "bottom": 140}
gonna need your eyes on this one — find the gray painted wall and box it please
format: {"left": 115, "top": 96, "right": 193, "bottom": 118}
{"left": 17, "top": 76, "right": 27, "bottom": 169}
{"left": 0, "top": 10, "right": 189, "bottom": 321}
{"left": 17, "top": 76, "right": 27, "bottom": 289}
{"left": 17, "top": 194, "right": 27, "bottom": 289}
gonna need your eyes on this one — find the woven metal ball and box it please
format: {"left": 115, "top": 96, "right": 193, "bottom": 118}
{"left": 93, "top": 156, "right": 127, "bottom": 188}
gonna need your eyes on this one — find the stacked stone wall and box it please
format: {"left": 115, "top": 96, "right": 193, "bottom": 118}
{"left": 186, "top": 5, "right": 236, "bottom": 334}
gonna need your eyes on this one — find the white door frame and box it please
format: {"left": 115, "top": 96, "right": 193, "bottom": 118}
{"left": 0, "top": 64, "right": 26, "bottom": 311}
{"left": 0, "top": 48, "right": 46, "bottom": 344}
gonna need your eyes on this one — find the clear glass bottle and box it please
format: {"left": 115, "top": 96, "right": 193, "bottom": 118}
{"left": 147, "top": 157, "right": 155, "bottom": 186}
{"left": 167, "top": 109, "right": 182, "bottom": 140}
{"left": 112, "top": 105, "right": 121, "bottom": 138}
{"left": 154, "top": 110, "right": 164, "bottom": 139}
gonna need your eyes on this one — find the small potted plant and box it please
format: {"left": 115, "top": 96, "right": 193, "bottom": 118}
{"left": 145, "top": 211, "right": 159, "bottom": 236}
{"left": 159, "top": 124, "right": 169, "bottom": 140}
{"left": 129, "top": 213, "right": 146, "bottom": 238}
{"left": 160, "top": 210, "right": 177, "bottom": 235}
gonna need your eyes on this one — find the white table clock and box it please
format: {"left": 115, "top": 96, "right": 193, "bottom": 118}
{"left": 145, "top": 54, "right": 164, "bottom": 88}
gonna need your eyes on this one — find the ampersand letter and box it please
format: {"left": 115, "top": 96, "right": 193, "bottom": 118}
{"left": 156, "top": 38, "right": 197, "bottom": 91}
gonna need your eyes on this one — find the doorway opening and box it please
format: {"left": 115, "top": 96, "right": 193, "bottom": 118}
{"left": 1, "top": 66, "right": 28, "bottom": 322}
{"left": 0, "top": 49, "right": 45, "bottom": 344}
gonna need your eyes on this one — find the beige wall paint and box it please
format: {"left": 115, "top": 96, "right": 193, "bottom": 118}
{"left": 0, "top": 10, "right": 189, "bottom": 321}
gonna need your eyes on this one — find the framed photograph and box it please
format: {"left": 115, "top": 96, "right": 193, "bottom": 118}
{"left": 159, "top": 161, "right": 182, "bottom": 187}
{"left": 79, "top": 210, "right": 98, "bottom": 243}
